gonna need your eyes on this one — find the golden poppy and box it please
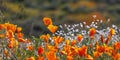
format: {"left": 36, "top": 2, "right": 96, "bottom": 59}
{"left": 112, "top": 53, "right": 120, "bottom": 60}
{"left": 114, "top": 42, "right": 120, "bottom": 50}
{"left": 93, "top": 51, "right": 102, "bottom": 58}
{"left": 15, "top": 40, "right": 19, "bottom": 47}
{"left": 71, "top": 40, "right": 77, "bottom": 46}
{"left": 78, "top": 46, "right": 88, "bottom": 57}
{"left": 64, "top": 45, "right": 71, "bottom": 55}
{"left": 10, "top": 24, "right": 17, "bottom": 32}
{"left": 110, "top": 28, "right": 115, "bottom": 36}
{"left": 8, "top": 40, "right": 15, "bottom": 48}
{"left": 47, "top": 24, "right": 58, "bottom": 33}
{"left": 65, "top": 40, "right": 70, "bottom": 45}
{"left": 27, "top": 45, "right": 34, "bottom": 51}
{"left": 85, "top": 54, "right": 93, "bottom": 60}
{"left": 4, "top": 48, "right": 9, "bottom": 56}
{"left": 9, "top": 38, "right": 15, "bottom": 41}
{"left": 16, "top": 33, "right": 24, "bottom": 38}
{"left": 43, "top": 17, "right": 52, "bottom": 26}
{"left": 112, "top": 50, "right": 117, "bottom": 56}
{"left": 53, "top": 36, "right": 64, "bottom": 45}
{"left": 77, "top": 34, "right": 83, "bottom": 42}
{"left": 104, "top": 46, "right": 113, "bottom": 56}
{"left": 60, "top": 50, "right": 67, "bottom": 55}
{"left": 4, "top": 23, "right": 11, "bottom": 31}
{"left": 67, "top": 56, "right": 73, "bottom": 60}
{"left": 18, "top": 38, "right": 26, "bottom": 42}
{"left": 38, "top": 46, "right": 44, "bottom": 55}
{"left": 46, "top": 51, "right": 58, "bottom": 60}
{"left": 16, "top": 27, "right": 22, "bottom": 33}
{"left": 89, "top": 28, "right": 96, "bottom": 38}
{"left": 40, "top": 34, "right": 50, "bottom": 42}
{"left": 46, "top": 45, "right": 58, "bottom": 52}
{"left": 71, "top": 46, "right": 79, "bottom": 54}
{"left": 37, "top": 56, "right": 44, "bottom": 60}
{"left": 68, "top": 51, "right": 77, "bottom": 56}
{"left": 4, "top": 23, "right": 17, "bottom": 32}
{"left": 6, "top": 30, "right": 14, "bottom": 38}
{"left": 96, "top": 45, "right": 105, "bottom": 53}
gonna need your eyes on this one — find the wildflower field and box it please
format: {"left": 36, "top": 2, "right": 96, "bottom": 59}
{"left": 0, "top": 17, "right": 120, "bottom": 60}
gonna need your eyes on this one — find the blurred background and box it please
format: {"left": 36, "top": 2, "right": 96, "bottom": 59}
{"left": 0, "top": 0, "right": 120, "bottom": 37}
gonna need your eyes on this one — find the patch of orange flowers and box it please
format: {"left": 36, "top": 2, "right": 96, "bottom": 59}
{"left": 0, "top": 17, "right": 120, "bottom": 60}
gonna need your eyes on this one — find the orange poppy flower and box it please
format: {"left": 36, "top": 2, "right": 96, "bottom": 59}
{"left": 69, "top": 51, "right": 77, "bottom": 56}
{"left": 27, "top": 45, "right": 34, "bottom": 51}
{"left": 40, "top": 34, "right": 50, "bottom": 42}
{"left": 26, "top": 57, "right": 35, "bottom": 60}
{"left": 112, "top": 49, "right": 117, "bottom": 56}
{"left": 104, "top": 46, "right": 113, "bottom": 56}
{"left": 6, "top": 30, "right": 14, "bottom": 38}
{"left": 8, "top": 38, "right": 18, "bottom": 48}
{"left": 4, "top": 23, "right": 11, "bottom": 30}
{"left": 61, "top": 47, "right": 76, "bottom": 56}
{"left": 96, "top": 45, "right": 105, "bottom": 53}
{"left": 43, "top": 17, "right": 52, "bottom": 26}
{"left": 77, "top": 34, "right": 83, "bottom": 42}
{"left": 9, "top": 37, "right": 15, "bottom": 41}
{"left": 53, "top": 36, "right": 64, "bottom": 45}
{"left": 4, "top": 48, "right": 9, "bottom": 56}
{"left": 45, "top": 44, "right": 51, "bottom": 50}
{"left": 63, "top": 45, "right": 71, "bottom": 55}
{"left": 78, "top": 46, "right": 88, "bottom": 57}
{"left": 4, "top": 23, "right": 17, "bottom": 32}
{"left": 60, "top": 50, "right": 67, "bottom": 55}
{"left": 46, "top": 44, "right": 58, "bottom": 52}
{"left": 71, "top": 40, "right": 77, "bottom": 46}
{"left": 112, "top": 53, "right": 120, "bottom": 60}
{"left": 10, "top": 24, "right": 17, "bottom": 32}
{"left": 16, "top": 27, "right": 22, "bottom": 33}
{"left": 8, "top": 40, "right": 15, "bottom": 48}
{"left": 47, "top": 24, "right": 58, "bottom": 33}
{"left": 67, "top": 56, "right": 73, "bottom": 60}
{"left": 114, "top": 42, "right": 120, "bottom": 50}
{"left": 38, "top": 46, "right": 44, "bottom": 55}
{"left": 16, "top": 33, "right": 24, "bottom": 38}
{"left": 46, "top": 51, "right": 58, "bottom": 60}
{"left": 18, "top": 38, "right": 26, "bottom": 42}
{"left": 85, "top": 54, "right": 93, "bottom": 60}
{"left": 93, "top": 51, "right": 102, "bottom": 58}
{"left": 71, "top": 46, "right": 79, "bottom": 54}
{"left": 65, "top": 40, "right": 70, "bottom": 45}
{"left": 37, "top": 56, "right": 44, "bottom": 60}
{"left": 89, "top": 28, "right": 96, "bottom": 38}
{"left": 110, "top": 28, "right": 115, "bottom": 36}
{"left": 15, "top": 40, "right": 19, "bottom": 47}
